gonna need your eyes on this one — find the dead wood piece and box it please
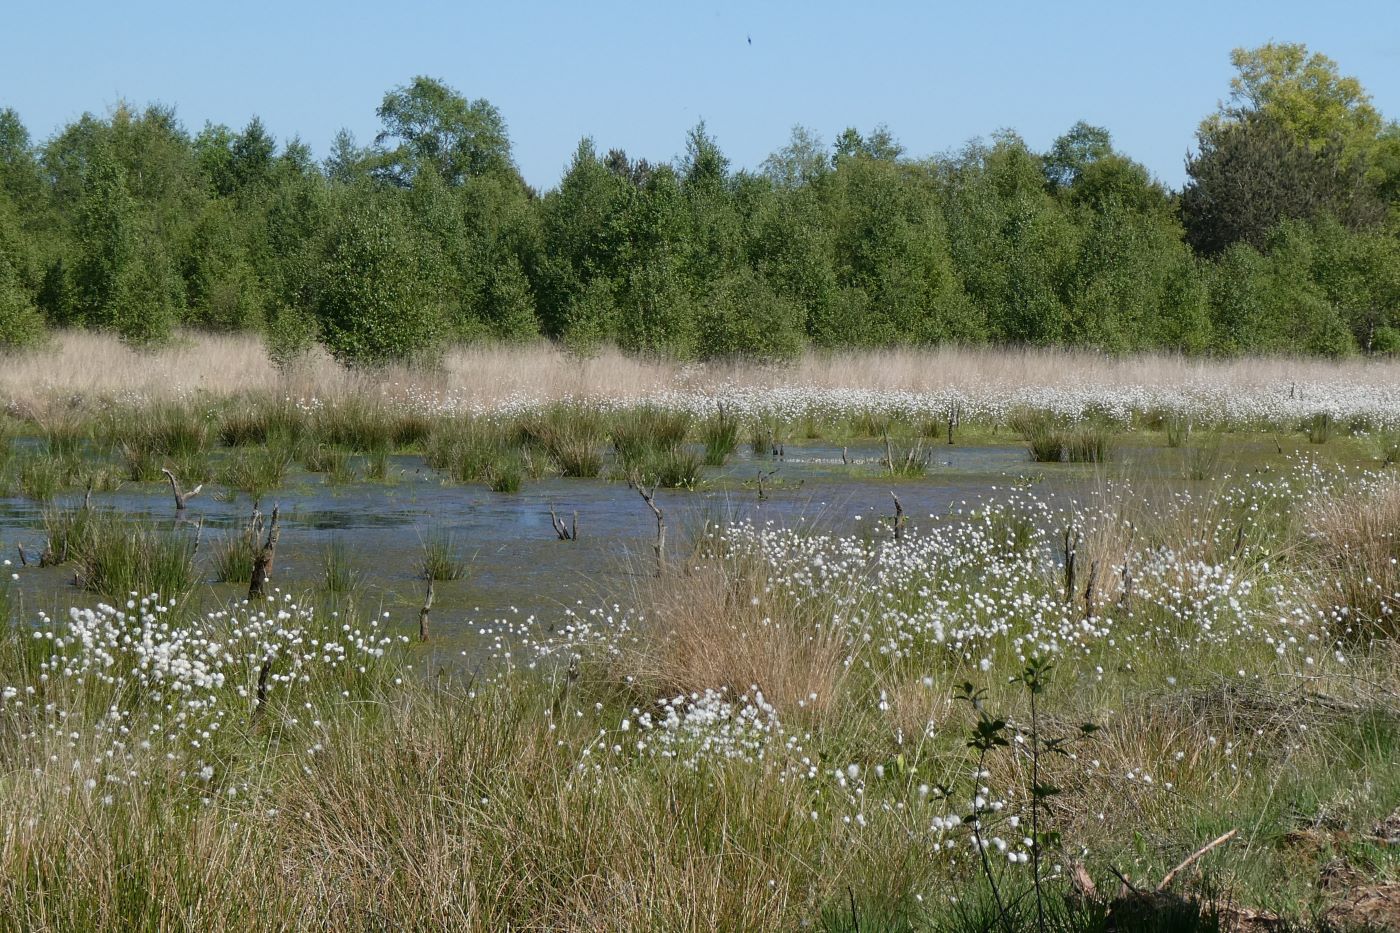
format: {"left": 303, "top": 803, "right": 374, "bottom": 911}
{"left": 418, "top": 579, "right": 434, "bottom": 642}
{"left": 247, "top": 504, "right": 281, "bottom": 600}
{"left": 161, "top": 468, "right": 203, "bottom": 511}
{"left": 637, "top": 485, "right": 665, "bottom": 576}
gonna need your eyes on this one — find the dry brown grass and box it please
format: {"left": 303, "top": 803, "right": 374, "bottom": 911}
{"left": 1308, "top": 473, "right": 1400, "bottom": 638}
{"left": 607, "top": 558, "right": 851, "bottom": 719}
{"left": 7, "top": 331, "right": 1400, "bottom": 412}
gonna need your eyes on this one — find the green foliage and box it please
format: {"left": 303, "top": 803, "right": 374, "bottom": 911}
{"left": 0, "top": 56, "right": 1397, "bottom": 362}
{"left": 0, "top": 282, "right": 45, "bottom": 350}
{"left": 1182, "top": 113, "right": 1383, "bottom": 257}
{"left": 374, "top": 76, "right": 515, "bottom": 186}
{"left": 1214, "top": 42, "right": 1385, "bottom": 163}
{"left": 314, "top": 187, "right": 445, "bottom": 366}
{"left": 695, "top": 268, "right": 804, "bottom": 360}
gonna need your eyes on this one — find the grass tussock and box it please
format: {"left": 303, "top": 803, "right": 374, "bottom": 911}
{"left": 1309, "top": 473, "right": 1400, "bottom": 639}
{"left": 700, "top": 407, "right": 740, "bottom": 466}
{"left": 43, "top": 507, "right": 197, "bottom": 600}
{"left": 1010, "top": 409, "right": 1066, "bottom": 462}
{"left": 420, "top": 529, "right": 466, "bottom": 581}
{"left": 425, "top": 419, "right": 525, "bottom": 491}
{"left": 517, "top": 403, "right": 606, "bottom": 477}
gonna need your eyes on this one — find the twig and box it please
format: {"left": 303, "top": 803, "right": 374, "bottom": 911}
{"left": 890, "top": 491, "right": 905, "bottom": 543}
{"left": 15, "top": 543, "right": 26, "bottom": 568}
{"left": 1157, "top": 829, "right": 1237, "bottom": 891}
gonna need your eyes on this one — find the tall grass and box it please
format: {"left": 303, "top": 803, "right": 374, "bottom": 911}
{"left": 1010, "top": 410, "right": 1065, "bottom": 462}
{"left": 218, "top": 446, "right": 293, "bottom": 499}
{"left": 43, "top": 507, "right": 197, "bottom": 600}
{"left": 882, "top": 434, "right": 931, "bottom": 476}
{"left": 18, "top": 455, "right": 62, "bottom": 502}
{"left": 216, "top": 397, "right": 308, "bottom": 448}
{"left": 211, "top": 508, "right": 265, "bottom": 584}
{"left": 1309, "top": 474, "right": 1400, "bottom": 638}
{"left": 1305, "top": 412, "right": 1333, "bottom": 444}
{"left": 1064, "top": 423, "right": 1115, "bottom": 463}
{"left": 0, "top": 466, "right": 1392, "bottom": 928}
{"left": 320, "top": 538, "right": 362, "bottom": 595}
{"left": 426, "top": 420, "right": 526, "bottom": 491}
{"left": 700, "top": 407, "right": 740, "bottom": 466}
{"left": 517, "top": 404, "right": 606, "bottom": 477}
{"left": 611, "top": 405, "right": 692, "bottom": 470}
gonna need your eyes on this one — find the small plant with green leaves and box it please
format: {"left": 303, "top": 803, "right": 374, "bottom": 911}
{"left": 953, "top": 657, "right": 1098, "bottom": 931}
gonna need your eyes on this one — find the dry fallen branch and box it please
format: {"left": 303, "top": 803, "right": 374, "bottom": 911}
{"left": 1158, "top": 828, "right": 1237, "bottom": 891}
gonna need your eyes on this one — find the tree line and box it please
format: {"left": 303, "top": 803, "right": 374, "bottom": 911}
{"left": 1, "top": 42, "right": 1398, "bottom": 364}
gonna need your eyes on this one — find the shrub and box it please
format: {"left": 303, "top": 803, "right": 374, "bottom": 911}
{"left": 0, "top": 283, "right": 45, "bottom": 351}
{"left": 314, "top": 191, "right": 445, "bottom": 367}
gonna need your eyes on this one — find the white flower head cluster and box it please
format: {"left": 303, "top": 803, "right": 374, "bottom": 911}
{"left": 1, "top": 593, "right": 405, "bottom": 799}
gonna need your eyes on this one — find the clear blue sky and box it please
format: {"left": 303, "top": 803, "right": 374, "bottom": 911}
{"left": 5, "top": 0, "right": 1399, "bottom": 190}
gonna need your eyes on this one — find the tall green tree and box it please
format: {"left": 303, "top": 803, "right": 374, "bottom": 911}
{"left": 374, "top": 77, "right": 515, "bottom": 186}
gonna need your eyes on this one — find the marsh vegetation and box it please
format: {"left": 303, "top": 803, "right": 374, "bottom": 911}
{"left": 0, "top": 350, "right": 1398, "bottom": 930}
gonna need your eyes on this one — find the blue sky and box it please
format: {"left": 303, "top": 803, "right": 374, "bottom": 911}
{"left": 5, "top": 0, "right": 1398, "bottom": 190}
